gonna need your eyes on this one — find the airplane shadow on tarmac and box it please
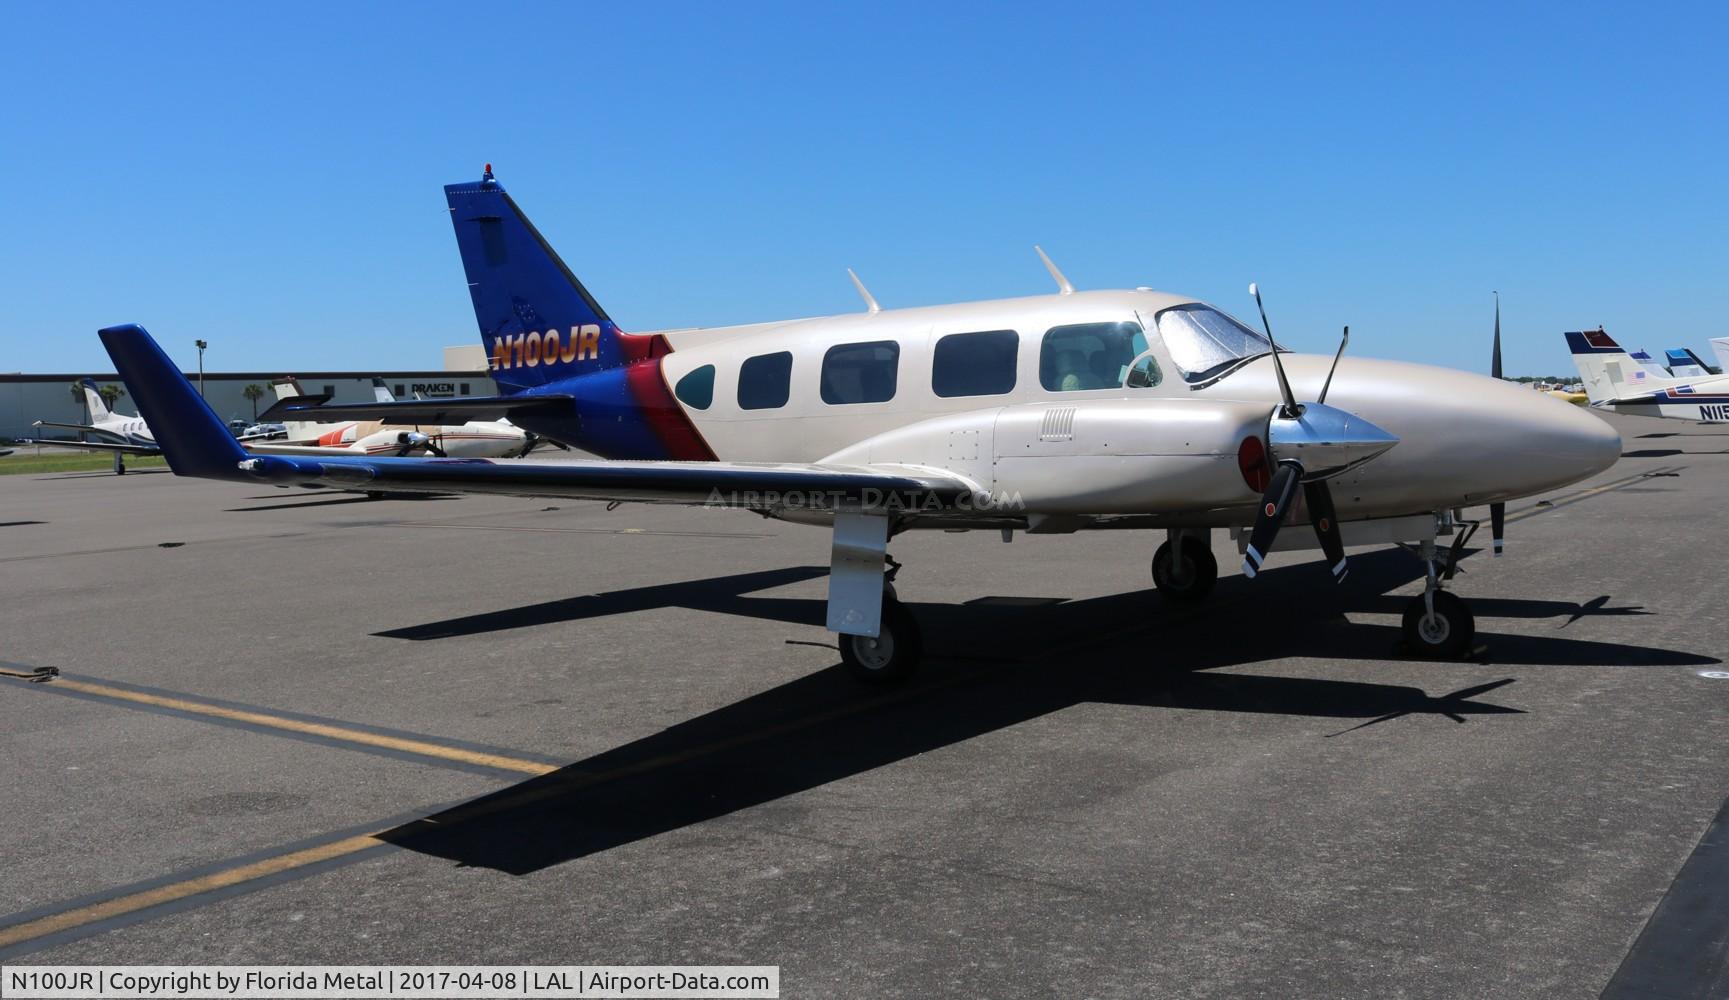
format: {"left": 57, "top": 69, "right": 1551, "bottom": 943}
{"left": 376, "top": 548, "right": 1718, "bottom": 875}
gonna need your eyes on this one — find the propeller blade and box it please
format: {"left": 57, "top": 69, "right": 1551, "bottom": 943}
{"left": 1490, "top": 501, "right": 1505, "bottom": 557}
{"left": 1304, "top": 480, "right": 1348, "bottom": 583}
{"left": 1241, "top": 461, "right": 1302, "bottom": 579}
{"left": 1249, "top": 282, "right": 1300, "bottom": 416}
{"left": 1318, "top": 326, "right": 1349, "bottom": 405}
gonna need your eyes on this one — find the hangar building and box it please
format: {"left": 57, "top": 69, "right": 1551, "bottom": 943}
{"left": 1, "top": 346, "right": 495, "bottom": 440}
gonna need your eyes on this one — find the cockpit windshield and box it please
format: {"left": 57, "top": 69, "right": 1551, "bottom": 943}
{"left": 1154, "top": 304, "right": 1274, "bottom": 383}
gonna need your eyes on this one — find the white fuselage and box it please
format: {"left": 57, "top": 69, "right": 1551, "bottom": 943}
{"left": 641, "top": 289, "right": 1619, "bottom": 525}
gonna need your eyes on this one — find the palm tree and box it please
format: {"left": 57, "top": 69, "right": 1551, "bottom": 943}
{"left": 68, "top": 381, "right": 87, "bottom": 423}
{"left": 98, "top": 384, "right": 126, "bottom": 412}
{"left": 241, "top": 383, "right": 267, "bottom": 420}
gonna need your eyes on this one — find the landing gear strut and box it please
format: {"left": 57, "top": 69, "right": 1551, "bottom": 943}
{"left": 1400, "top": 539, "right": 1476, "bottom": 659}
{"left": 1152, "top": 529, "right": 1217, "bottom": 602}
{"left": 838, "top": 553, "right": 922, "bottom": 684}
{"left": 113, "top": 452, "right": 126, "bottom": 476}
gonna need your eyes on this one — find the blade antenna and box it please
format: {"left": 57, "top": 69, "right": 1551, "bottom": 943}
{"left": 1035, "top": 246, "right": 1074, "bottom": 295}
{"left": 847, "top": 268, "right": 881, "bottom": 315}
{"left": 1249, "top": 282, "right": 1300, "bottom": 416}
{"left": 1318, "top": 326, "right": 1349, "bottom": 405}
{"left": 1491, "top": 291, "right": 1503, "bottom": 380}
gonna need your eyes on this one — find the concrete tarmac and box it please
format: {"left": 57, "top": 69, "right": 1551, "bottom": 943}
{"left": 2, "top": 411, "right": 1726, "bottom": 998}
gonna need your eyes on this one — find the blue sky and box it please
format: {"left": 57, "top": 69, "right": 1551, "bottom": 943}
{"left": 2, "top": 2, "right": 1724, "bottom": 377}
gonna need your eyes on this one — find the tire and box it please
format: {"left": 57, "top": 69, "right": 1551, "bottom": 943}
{"left": 1152, "top": 537, "right": 1218, "bottom": 602}
{"left": 1401, "top": 591, "right": 1475, "bottom": 660}
{"left": 839, "top": 598, "right": 923, "bottom": 685}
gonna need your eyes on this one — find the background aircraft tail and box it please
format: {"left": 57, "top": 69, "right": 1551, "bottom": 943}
{"left": 1712, "top": 338, "right": 1729, "bottom": 373}
{"left": 81, "top": 378, "right": 113, "bottom": 422}
{"left": 1566, "top": 329, "right": 1673, "bottom": 402}
{"left": 96, "top": 325, "right": 247, "bottom": 479}
{"left": 1665, "top": 348, "right": 1715, "bottom": 378}
{"left": 1628, "top": 349, "right": 1672, "bottom": 380}
{"left": 443, "top": 166, "right": 668, "bottom": 393}
{"left": 270, "top": 377, "right": 325, "bottom": 441}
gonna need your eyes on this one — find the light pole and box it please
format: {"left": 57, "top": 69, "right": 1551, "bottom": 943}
{"left": 194, "top": 340, "right": 208, "bottom": 398}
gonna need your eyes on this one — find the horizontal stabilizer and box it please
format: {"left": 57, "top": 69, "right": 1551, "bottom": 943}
{"left": 33, "top": 420, "right": 126, "bottom": 440}
{"left": 19, "top": 437, "right": 160, "bottom": 455}
{"left": 257, "top": 395, "right": 573, "bottom": 425}
{"left": 254, "top": 393, "right": 333, "bottom": 420}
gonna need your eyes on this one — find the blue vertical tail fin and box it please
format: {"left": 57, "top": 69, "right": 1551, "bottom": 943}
{"left": 97, "top": 324, "right": 248, "bottom": 479}
{"left": 444, "top": 166, "right": 663, "bottom": 392}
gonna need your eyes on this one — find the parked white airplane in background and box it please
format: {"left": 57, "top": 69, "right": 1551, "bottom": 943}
{"left": 368, "top": 378, "right": 564, "bottom": 457}
{"left": 1712, "top": 337, "right": 1729, "bottom": 374}
{"left": 249, "top": 378, "right": 534, "bottom": 458}
{"left": 98, "top": 170, "right": 1620, "bottom": 681}
{"left": 25, "top": 378, "right": 166, "bottom": 473}
{"left": 1568, "top": 328, "right": 1729, "bottom": 423}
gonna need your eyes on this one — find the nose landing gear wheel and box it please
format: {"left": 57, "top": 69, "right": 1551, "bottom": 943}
{"left": 1401, "top": 591, "right": 1475, "bottom": 659}
{"left": 1152, "top": 537, "right": 1218, "bottom": 602}
{"left": 840, "top": 599, "right": 923, "bottom": 685}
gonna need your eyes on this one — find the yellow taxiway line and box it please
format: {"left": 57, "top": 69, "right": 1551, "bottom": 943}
{"left": 44, "top": 678, "right": 558, "bottom": 777}
{"left": 1504, "top": 466, "right": 1681, "bottom": 524}
{"left": 0, "top": 833, "right": 388, "bottom": 950}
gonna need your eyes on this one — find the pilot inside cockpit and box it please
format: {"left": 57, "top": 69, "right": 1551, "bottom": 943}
{"left": 1041, "top": 321, "right": 1150, "bottom": 391}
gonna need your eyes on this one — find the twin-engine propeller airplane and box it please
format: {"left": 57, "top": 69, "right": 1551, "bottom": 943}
{"left": 246, "top": 377, "right": 535, "bottom": 459}
{"left": 98, "top": 169, "right": 1620, "bottom": 681}
{"left": 1568, "top": 328, "right": 1729, "bottom": 423}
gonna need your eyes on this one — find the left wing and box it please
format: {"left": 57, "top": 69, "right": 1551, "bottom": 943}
{"left": 100, "top": 323, "right": 980, "bottom": 637}
{"left": 99, "top": 323, "right": 978, "bottom": 509}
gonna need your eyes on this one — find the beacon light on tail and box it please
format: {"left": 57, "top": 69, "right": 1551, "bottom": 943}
{"left": 102, "top": 168, "right": 1621, "bottom": 682}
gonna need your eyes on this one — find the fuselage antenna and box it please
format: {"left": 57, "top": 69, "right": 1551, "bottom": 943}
{"left": 1034, "top": 246, "right": 1074, "bottom": 295}
{"left": 847, "top": 268, "right": 881, "bottom": 315}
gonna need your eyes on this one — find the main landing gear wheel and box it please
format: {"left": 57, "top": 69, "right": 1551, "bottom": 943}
{"left": 1401, "top": 590, "right": 1475, "bottom": 660}
{"left": 840, "top": 598, "right": 923, "bottom": 686}
{"left": 1152, "top": 537, "right": 1217, "bottom": 603}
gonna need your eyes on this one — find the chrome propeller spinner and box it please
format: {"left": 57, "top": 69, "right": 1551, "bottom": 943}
{"left": 1241, "top": 285, "right": 1398, "bottom": 583}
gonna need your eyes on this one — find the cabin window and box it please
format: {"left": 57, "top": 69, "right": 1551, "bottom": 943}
{"left": 932, "top": 330, "right": 1018, "bottom": 397}
{"left": 394, "top": 384, "right": 406, "bottom": 396}
{"left": 460, "top": 383, "right": 471, "bottom": 395}
{"left": 322, "top": 385, "right": 335, "bottom": 397}
{"left": 738, "top": 351, "right": 793, "bottom": 410}
{"left": 1039, "top": 322, "right": 1149, "bottom": 391}
{"left": 675, "top": 364, "right": 716, "bottom": 410}
{"left": 821, "top": 341, "right": 900, "bottom": 404}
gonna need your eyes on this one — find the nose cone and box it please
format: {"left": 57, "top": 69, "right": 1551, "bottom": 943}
{"left": 1505, "top": 390, "right": 1621, "bottom": 490}
{"left": 1339, "top": 360, "right": 1622, "bottom": 503}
